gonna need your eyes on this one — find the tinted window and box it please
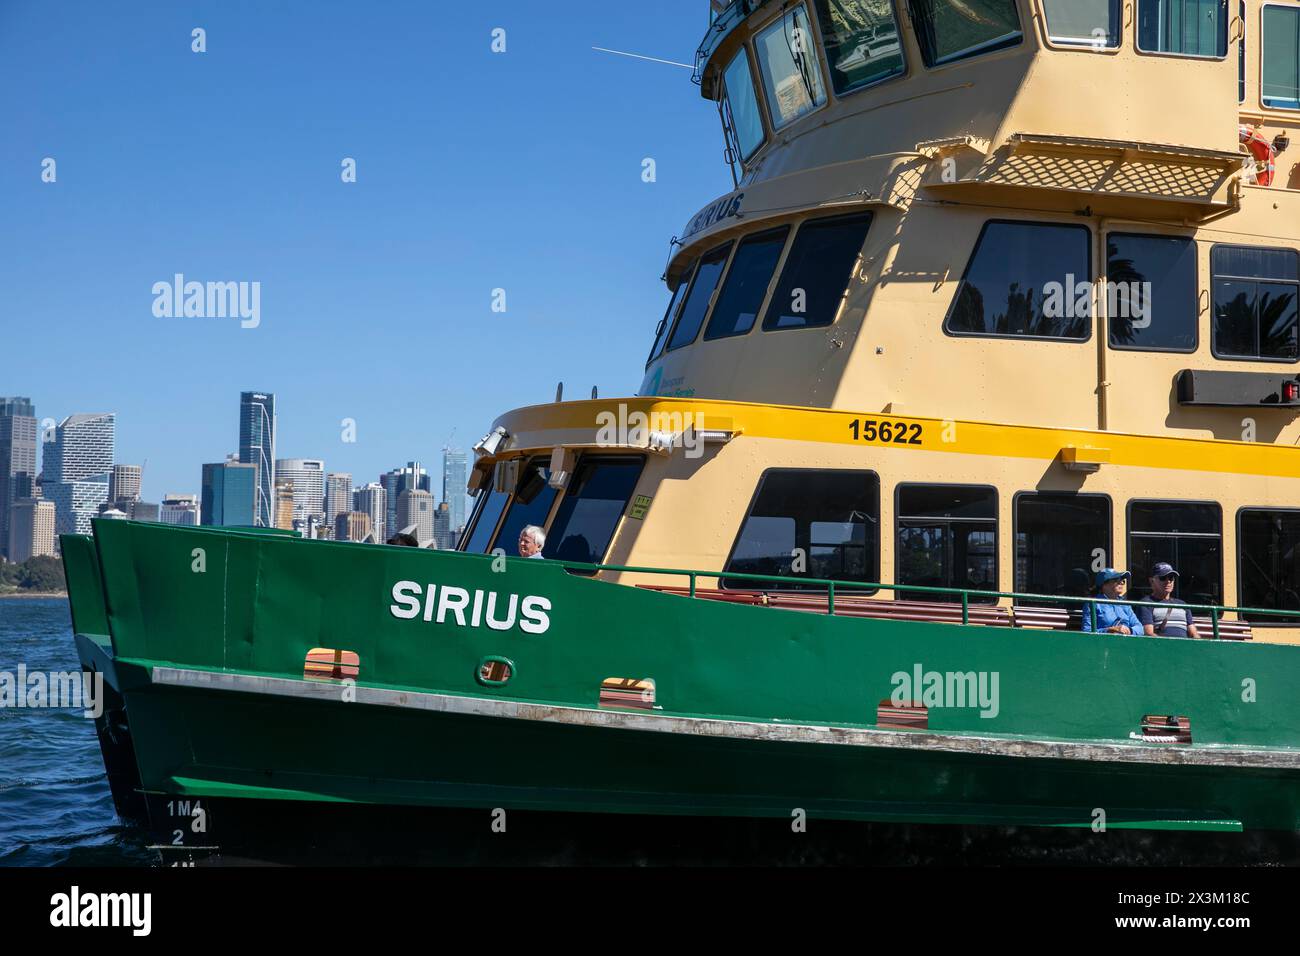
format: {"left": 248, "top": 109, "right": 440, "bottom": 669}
{"left": 544, "top": 457, "right": 644, "bottom": 568}
{"left": 667, "top": 243, "right": 732, "bottom": 351}
{"left": 724, "top": 469, "right": 879, "bottom": 590}
{"left": 1107, "top": 233, "right": 1198, "bottom": 351}
{"left": 754, "top": 6, "right": 828, "bottom": 130}
{"left": 647, "top": 265, "right": 693, "bottom": 365}
{"left": 1240, "top": 0, "right": 1248, "bottom": 103}
{"left": 945, "top": 221, "right": 1092, "bottom": 340}
{"left": 1015, "top": 494, "right": 1112, "bottom": 607}
{"left": 813, "top": 0, "right": 905, "bottom": 93}
{"left": 1239, "top": 509, "right": 1300, "bottom": 623}
{"left": 762, "top": 214, "right": 871, "bottom": 331}
{"left": 1129, "top": 501, "right": 1222, "bottom": 606}
{"left": 1042, "top": 0, "right": 1120, "bottom": 47}
{"left": 907, "top": 0, "right": 1022, "bottom": 66}
{"left": 723, "top": 50, "right": 765, "bottom": 160}
{"left": 1264, "top": 5, "right": 1300, "bottom": 109}
{"left": 704, "top": 227, "right": 789, "bottom": 340}
{"left": 897, "top": 485, "right": 998, "bottom": 603}
{"left": 1137, "top": 0, "right": 1228, "bottom": 57}
{"left": 491, "top": 458, "right": 558, "bottom": 557}
{"left": 1211, "top": 245, "right": 1300, "bottom": 361}
{"left": 463, "top": 483, "right": 508, "bottom": 554}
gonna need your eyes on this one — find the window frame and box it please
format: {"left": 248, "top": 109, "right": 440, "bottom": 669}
{"left": 664, "top": 241, "right": 736, "bottom": 354}
{"left": 1104, "top": 231, "right": 1201, "bottom": 354}
{"left": 1036, "top": 0, "right": 1124, "bottom": 52}
{"left": 1126, "top": 497, "right": 1225, "bottom": 606}
{"left": 1235, "top": 505, "right": 1300, "bottom": 626}
{"left": 721, "top": 467, "right": 882, "bottom": 593}
{"left": 703, "top": 225, "right": 792, "bottom": 342}
{"left": 1134, "top": 0, "right": 1232, "bottom": 61}
{"left": 542, "top": 453, "right": 646, "bottom": 570}
{"left": 1209, "top": 242, "right": 1300, "bottom": 364}
{"left": 811, "top": 0, "right": 910, "bottom": 97}
{"left": 1240, "top": 0, "right": 1248, "bottom": 104}
{"left": 942, "top": 218, "right": 1096, "bottom": 343}
{"left": 1011, "top": 490, "right": 1114, "bottom": 602}
{"left": 759, "top": 211, "right": 873, "bottom": 334}
{"left": 1260, "top": 1, "right": 1300, "bottom": 111}
{"left": 646, "top": 261, "right": 696, "bottom": 368}
{"left": 721, "top": 44, "right": 769, "bottom": 163}
{"left": 486, "top": 456, "right": 563, "bottom": 556}
{"left": 751, "top": 2, "right": 832, "bottom": 133}
{"left": 894, "top": 482, "right": 1001, "bottom": 603}
{"left": 907, "top": 0, "right": 1025, "bottom": 69}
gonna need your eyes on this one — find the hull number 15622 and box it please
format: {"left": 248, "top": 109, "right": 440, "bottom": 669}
{"left": 848, "top": 419, "right": 923, "bottom": 445}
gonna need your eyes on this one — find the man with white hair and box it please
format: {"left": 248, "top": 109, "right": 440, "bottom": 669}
{"left": 518, "top": 525, "right": 546, "bottom": 559}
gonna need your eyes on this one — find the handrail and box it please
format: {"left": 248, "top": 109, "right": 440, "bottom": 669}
{"left": 539, "top": 557, "right": 1300, "bottom": 625}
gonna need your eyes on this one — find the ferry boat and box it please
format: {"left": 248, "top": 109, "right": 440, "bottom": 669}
{"left": 66, "top": 0, "right": 1300, "bottom": 840}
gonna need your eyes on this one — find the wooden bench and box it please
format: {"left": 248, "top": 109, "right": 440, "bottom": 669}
{"left": 1010, "top": 604, "right": 1253, "bottom": 640}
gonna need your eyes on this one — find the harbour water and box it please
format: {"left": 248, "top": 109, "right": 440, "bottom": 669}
{"left": 2, "top": 598, "right": 1297, "bottom": 867}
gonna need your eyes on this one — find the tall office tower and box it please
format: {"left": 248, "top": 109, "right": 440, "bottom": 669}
{"left": 108, "top": 464, "right": 143, "bottom": 504}
{"left": 380, "top": 462, "right": 430, "bottom": 542}
{"left": 274, "top": 479, "right": 296, "bottom": 530}
{"left": 324, "top": 472, "right": 352, "bottom": 528}
{"left": 335, "top": 511, "right": 372, "bottom": 543}
{"left": 239, "top": 391, "right": 276, "bottom": 527}
{"left": 397, "top": 489, "right": 435, "bottom": 544}
{"left": 432, "top": 501, "right": 455, "bottom": 550}
{"left": 129, "top": 501, "right": 160, "bottom": 522}
{"left": 276, "top": 458, "right": 325, "bottom": 528}
{"left": 0, "top": 397, "right": 38, "bottom": 559}
{"left": 352, "top": 483, "right": 386, "bottom": 543}
{"left": 201, "top": 456, "right": 258, "bottom": 527}
{"left": 7, "top": 498, "right": 56, "bottom": 562}
{"left": 159, "top": 493, "right": 200, "bottom": 526}
{"left": 441, "top": 448, "right": 468, "bottom": 535}
{"left": 44, "top": 412, "right": 115, "bottom": 536}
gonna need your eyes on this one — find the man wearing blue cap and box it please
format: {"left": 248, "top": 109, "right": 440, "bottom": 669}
{"left": 1081, "top": 568, "right": 1143, "bottom": 634}
{"left": 1136, "top": 562, "right": 1201, "bottom": 639}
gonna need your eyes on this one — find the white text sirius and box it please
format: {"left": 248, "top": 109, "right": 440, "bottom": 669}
{"left": 390, "top": 581, "right": 551, "bottom": 634}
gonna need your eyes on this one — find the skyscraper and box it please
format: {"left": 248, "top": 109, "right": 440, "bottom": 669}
{"left": 274, "top": 479, "right": 296, "bottom": 530}
{"left": 325, "top": 472, "right": 352, "bottom": 529}
{"left": 276, "top": 458, "right": 325, "bottom": 529}
{"left": 239, "top": 391, "right": 276, "bottom": 528}
{"left": 201, "top": 457, "right": 258, "bottom": 526}
{"left": 352, "top": 483, "right": 386, "bottom": 543}
{"left": 0, "top": 397, "right": 38, "bottom": 560}
{"left": 381, "top": 462, "right": 430, "bottom": 542}
{"left": 397, "top": 488, "right": 435, "bottom": 544}
{"left": 159, "top": 493, "right": 200, "bottom": 526}
{"left": 44, "top": 412, "right": 115, "bottom": 537}
{"left": 7, "top": 498, "right": 55, "bottom": 562}
{"left": 442, "top": 448, "right": 468, "bottom": 535}
{"left": 335, "top": 511, "right": 372, "bottom": 542}
{"left": 108, "top": 464, "right": 143, "bottom": 504}
{"left": 433, "top": 500, "right": 455, "bottom": 550}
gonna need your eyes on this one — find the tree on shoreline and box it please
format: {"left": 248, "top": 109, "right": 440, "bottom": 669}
{"left": 0, "top": 555, "right": 66, "bottom": 593}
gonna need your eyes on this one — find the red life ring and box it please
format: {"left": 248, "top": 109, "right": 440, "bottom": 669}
{"left": 1240, "top": 125, "right": 1276, "bottom": 186}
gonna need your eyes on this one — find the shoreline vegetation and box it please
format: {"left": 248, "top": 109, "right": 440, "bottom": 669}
{"left": 0, "top": 555, "right": 67, "bottom": 599}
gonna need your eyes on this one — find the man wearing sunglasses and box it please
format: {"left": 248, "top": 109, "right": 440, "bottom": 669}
{"left": 1136, "top": 562, "right": 1201, "bottom": 639}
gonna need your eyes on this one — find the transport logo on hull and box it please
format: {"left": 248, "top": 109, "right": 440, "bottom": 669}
{"left": 390, "top": 581, "right": 551, "bottom": 634}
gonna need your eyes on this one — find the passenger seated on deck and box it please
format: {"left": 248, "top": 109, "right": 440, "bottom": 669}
{"left": 1136, "top": 562, "right": 1200, "bottom": 639}
{"left": 1081, "top": 569, "right": 1143, "bottom": 635}
{"left": 518, "top": 525, "right": 545, "bottom": 559}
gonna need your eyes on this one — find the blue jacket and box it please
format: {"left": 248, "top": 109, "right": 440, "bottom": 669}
{"left": 1081, "top": 600, "right": 1143, "bottom": 634}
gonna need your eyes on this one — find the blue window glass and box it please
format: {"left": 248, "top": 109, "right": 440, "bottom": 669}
{"left": 1263, "top": 4, "right": 1300, "bottom": 109}
{"left": 1137, "top": 0, "right": 1229, "bottom": 58}
{"left": 1211, "top": 245, "right": 1300, "bottom": 361}
{"left": 723, "top": 50, "right": 765, "bottom": 160}
{"left": 812, "top": 0, "right": 905, "bottom": 94}
{"left": 666, "top": 243, "right": 732, "bottom": 351}
{"left": 704, "top": 227, "right": 789, "bottom": 340}
{"left": 907, "top": 0, "right": 1022, "bottom": 67}
{"left": 1107, "top": 233, "right": 1198, "bottom": 352}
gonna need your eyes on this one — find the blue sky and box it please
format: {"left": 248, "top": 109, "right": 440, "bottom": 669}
{"left": 1, "top": 0, "right": 726, "bottom": 500}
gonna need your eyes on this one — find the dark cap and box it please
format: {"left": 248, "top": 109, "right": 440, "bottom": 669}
{"left": 1150, "top": 562, "right": 1179, "bottom": 578}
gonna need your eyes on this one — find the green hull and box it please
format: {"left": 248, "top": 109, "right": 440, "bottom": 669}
{"left": 62, "top": 521, "right": 1300, "bottom": 832}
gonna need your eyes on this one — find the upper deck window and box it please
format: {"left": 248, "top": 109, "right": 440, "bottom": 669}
{"left": 754, "top": 6, "right": 828, "bottom": 129}
{"left": 812, "top": 0, "right": 906, "bottom": 94}
{"left": 704, "top": 227, "right": 790, "bottom": 340}
{"left": 1107, "top": 233, "right": 1199, "bottom": 352}
{"left": 647, "top": 263, "right": 694, "bottom": 366}
{"left": 762, "top": 213, "right": 872, "bottom": 331}
{"left": 1136, "top": 0, "right": 1229, "bottom": 58}
{"left": 543, "top": 456, "right": 644, "bottom": 567}
{"left": 1262, "top": 4, "right": 1300, "bottom": 109}
{"left": 1041, "top": 0, "right": 1121, "bottom": 48}
{"left": 723, "top": 50, "right": 765, "bottom": 160}
{"left": 1211, "top": 245, "right": 1300, "bottom": 362}
{"left": 944, "top": 221, "right": 1092, "bottom": 341}
{"left": 906, "top": 0, "right": 1023, "bottom": 67}
{"left": 667, "top": 243, "right": 733, "bottom": 352}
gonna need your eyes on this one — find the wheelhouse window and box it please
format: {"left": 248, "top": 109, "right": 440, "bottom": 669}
{"left": 1238, "top": 509, "right": 1300, "bottom": 623}
{"left": 723, "top": 469, "right": 879, "bottom": 590}
{"left": 462, "top": 479, "right": 509, "bottom": 554}
{"left": 944, "top": 221, "right": 1092, "bottom": 340}
{"left": 1042, "top": 0, "right": 1121, "bottom": 48}
{"left": 666, "top": 242, "right": 732, "bottom": 352}
{"left": 1128, "top": 501, "right": 1223, "bottom": 606}
{"left": 812, "top": 0, "right": 906, "bottom": 94}
{"left": 647, "top": 263, "right": 694, "bottom": 366}
{"left": 761, "top": 213, "right": 872, "bottom": 331}
{"left": 1137, "top": 0, "right": 1229, "bottom": 58}
{"left": 896, "top": 485, "right": 998, "bottom": 603}
{"left": 1107, "top": 233, "right": 1198, "bottom": 352}
{"left": 704, "top": 227, "right": 789, "bottom": 340}
{"left": 1262, "top": 3, "right": 1300, "bottom": 109}
{"left": 906, "top": 0, "right": 1022, "bottom": 67}
{"left": 544, "top": 456, "right": 644, "bottom": 568}
{"left": 754, "top": 5, "right": 828, "bottom": 130}
{"left": 1211, "top": 245, "right": 1300, "bottom": 361}
{"left": 1014, "top": 493, "right": 1112, "bottom": 607}
{"left": 722, "top": 49, "right": 765, "bottom": 160}
{"left": 490, "top": 457, "right": 558, "bottom": 557}
{"left": 1240, "top": 0, "right": 1248, "bottom": 103}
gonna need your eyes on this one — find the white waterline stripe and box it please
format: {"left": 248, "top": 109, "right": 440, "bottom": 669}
{"left": 149, "top": 667, "right": 1300, "bottom": 771}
